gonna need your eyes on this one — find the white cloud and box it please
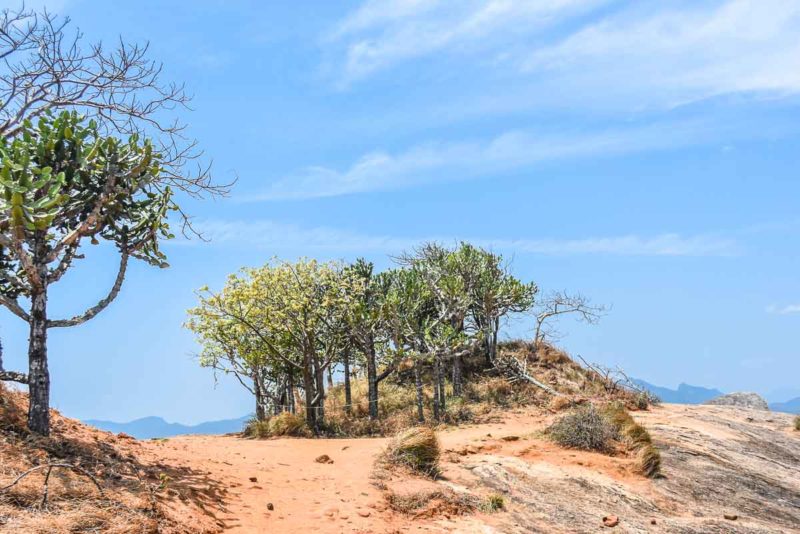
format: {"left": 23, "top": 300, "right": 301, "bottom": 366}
{"left": 185, "top": 219, "right": 739, "bottom": 258}
{"left": 328, "top": 0, "right": 609, "bottom": 83}
{"left": 766, "top": 304, "right": 800, "bottom": 315}
{"left": 328, "top": 0, "right": 800, "bottom": 107}
{"left": 525, "top": 0, "right": 800, "bottom": 106}
{"left": 246, "top": 118, "right": 723, "bottom": 201}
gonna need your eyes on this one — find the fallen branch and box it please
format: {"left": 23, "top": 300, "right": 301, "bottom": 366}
{"left": 493, "top": 354, "right": 564, "bottom": 396}
{"left": 0, "top": 463, "right": 104, "bottom": 506}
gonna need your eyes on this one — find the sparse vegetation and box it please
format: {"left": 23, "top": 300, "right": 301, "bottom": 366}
{"left": 546, "top": 404, "right": 618, "bottom": 452}
{"left": 794, "top": 415, "right": 800, "bottom": 431}
{"left": 245, "top": 412, "right": 310, "bottom": 438}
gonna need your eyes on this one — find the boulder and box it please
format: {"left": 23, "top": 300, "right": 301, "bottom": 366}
{"left": 703, "top": 392, "right": 769, "bottom": 410}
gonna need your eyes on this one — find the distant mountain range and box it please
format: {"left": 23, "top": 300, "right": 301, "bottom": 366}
{"left": 769, "top": 397, "right": 800, "bottom": 414}
{"left": 84, "top": 415, "right": 251, "bottom": 439}
{"left": 633, "top": 379, "right": 723, "bottom": 404}
{"left": 634, "top": 379, "right": 800, "bottom": 414}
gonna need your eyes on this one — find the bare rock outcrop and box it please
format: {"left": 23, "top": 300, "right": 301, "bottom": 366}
{"left": 466, "top": 405, "right": 799, "bottom": 533}
{"left": 703, "top": 392, "right": 770, "bottom": 410}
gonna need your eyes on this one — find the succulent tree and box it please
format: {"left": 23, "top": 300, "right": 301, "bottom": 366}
{"left": 0, "top": 111, "right": 176, "bottom": 435}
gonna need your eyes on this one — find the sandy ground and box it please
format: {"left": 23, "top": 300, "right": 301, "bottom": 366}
{"left": 135, "top": 408, "right": 602, "bottom": 533}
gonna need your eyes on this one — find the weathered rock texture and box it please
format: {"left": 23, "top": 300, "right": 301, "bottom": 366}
{"left": 703, "top": 392, "right": 770, "bottom": 410}
{"left": 464, "top": 405, "right": 799, "bottom": 533}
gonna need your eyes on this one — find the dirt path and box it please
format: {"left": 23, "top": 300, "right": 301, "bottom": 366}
{"left": 136, "top": 409, "right": 546, "bottom": 533}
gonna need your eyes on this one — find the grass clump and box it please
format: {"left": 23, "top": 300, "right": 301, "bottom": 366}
{"left": 481, "top": 493, "right": 505, "bottom": 512}
{"left": 546, "top": 404, "right": 617, "bottom": 452}
{"left": 602, "top": 402, "right": 661, "bottom": 477}
{"left": 794, "top": 415, "right": 800, "bottom": 431}
{"left": 383, "top": 427, "right": 440, "bottom": 477}
{"left": 245, "top": 412, "right": 310, "bottom": 438}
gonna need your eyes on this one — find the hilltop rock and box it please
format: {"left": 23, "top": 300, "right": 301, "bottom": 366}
{"left": 703, "top": 392, "right": 770, "bottom": 410}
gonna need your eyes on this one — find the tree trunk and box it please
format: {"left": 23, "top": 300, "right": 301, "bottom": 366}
{"left": 414, "top": 360, "right": 425, "bottom": 423}
{"left": 490, "top": 318, "right": 499, "bottom": 362}
{"left": 432, "top": 357, "right": 441, "bottom": 422}
{"left": 437, "top": 356, "right": 446, "bottom": 414}
{"left": 327, "top": 365, "right": 334, "bottom": 389}
{"left": 343, "top": 347, "right": 352, "bottom": 415}
{"left": 27, "top": 285, "right": 50, "bottom": 435}
{"left": 287, "top": 371, "right": 296, "bottom": 414}
{"left": 301, "top": 354, "right": 317, "bottom": 431}
{"left": 314, "top": 359, "right": 326, "bottom": 424}
{"left": 366, "top": 336, "right": 378, "bottom": 420}
{"left": 452, "top": 353, "right": 463, "bottom": 397}
{"left": 253, "top": 374, "right": 266, "bottom": 421}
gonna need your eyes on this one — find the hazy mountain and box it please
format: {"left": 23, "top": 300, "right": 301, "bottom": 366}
{"left": 770, "top": 397, "right": 800, "bottom": 414}
{"left": 85, "top": 415, "right": 250, "bottom": 439}
{"left": 633, "top": 379, "right": 724, "bottom": 404}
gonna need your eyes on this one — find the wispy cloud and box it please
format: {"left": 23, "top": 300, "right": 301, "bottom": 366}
{"left": 328, "top": 0, "right": 800, "bottom": 108}
{"left": 766, "top": 304, "right": 800, "bottom": 315}
{"left": 245, "top": 118, "right": 731, "bottom": 201}
{"left": 184, "top": 219, "right": 740, "bottom": 258}
{"left": 327, "top": 0, "right": 607, "bottom": 84}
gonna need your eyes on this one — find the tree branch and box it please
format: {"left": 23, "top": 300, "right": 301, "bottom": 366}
{"left": 47, "top": 247, "right": 127, "bottom": 328}
{"left": 0, "top": 293, "right": 30, "bottom": 322}
{"left": 0, "top": 370, "right": 28, "bottom": 383}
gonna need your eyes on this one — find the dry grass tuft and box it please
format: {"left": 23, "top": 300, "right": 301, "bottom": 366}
{"left": 794, "top": 415, "right": 800, "bottom": 431}
{"left": 385, "top": 488, "right": 477, "bottom": 517}
{"left": 549, "top": 395, "right": 575, "bottom": 412}
{"left": 637, "top": 444, "right": 662, "bottom": 478}
{"left": 382, "top": 427, "right": 440, "bottom": 477}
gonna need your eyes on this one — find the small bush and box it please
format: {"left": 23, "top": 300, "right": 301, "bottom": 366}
{"left": 384, "top": 427, "right": 440, "bottom": 477}
{"left": 546, "top": 405, "right": 617, "bottom": 452}
{"left": 794, "top": 415, "right": 799, "bottom": 431}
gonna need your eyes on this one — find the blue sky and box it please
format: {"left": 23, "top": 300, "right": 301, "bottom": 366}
{"left": 3, "top": 0, "right": 800, "bottom": 423}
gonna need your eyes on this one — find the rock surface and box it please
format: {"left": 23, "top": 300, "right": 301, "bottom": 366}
{"left": 703, "top": 391, "right": 770, "bottom": 410}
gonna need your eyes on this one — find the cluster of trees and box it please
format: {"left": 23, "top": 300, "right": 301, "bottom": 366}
{"left": 0, "top": 6, "right": 226, "bottom": 435}
{"left": 186, "top": 244, "right": 603, "bottom": 433}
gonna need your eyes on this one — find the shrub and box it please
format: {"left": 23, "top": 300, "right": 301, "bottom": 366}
{"left": 546, "top": 405, "right": 617, "bottom": 452}
{"left": 384, "top": 427, "right": 440, "bottom": 477}
{"left": 794, "top": 415, "right": 800, "bottom": 431}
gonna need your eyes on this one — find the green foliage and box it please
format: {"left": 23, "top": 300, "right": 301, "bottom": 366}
{"left": 0, "top": 111, "right": 174, "bottom": 299}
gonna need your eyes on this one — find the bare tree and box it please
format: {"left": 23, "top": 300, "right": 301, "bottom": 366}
{"left": 532, "top": 290, "right": 606, "bottom": 353}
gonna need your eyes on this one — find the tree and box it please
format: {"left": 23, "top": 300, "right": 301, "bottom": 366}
{"left": 0, "top": 112, "right": 180, "bottom": 435}
{"left": 185, "top": 276, "right": 288, "bottom": 422}
{"left": 0, "top": 7, "right": 229, "bottom": 436}
{"left": 341, "top": 259, "right": 396, "bottom": 421}
{"left": 188, "top": 260, "right": 352, "bottom": 433}
{"left": 532, "top": 290, "right": 606, "bottom": 354}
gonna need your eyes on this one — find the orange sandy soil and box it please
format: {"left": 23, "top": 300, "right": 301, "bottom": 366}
{"left": 134, "top": 407, "right": 651, "bottom": 533}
